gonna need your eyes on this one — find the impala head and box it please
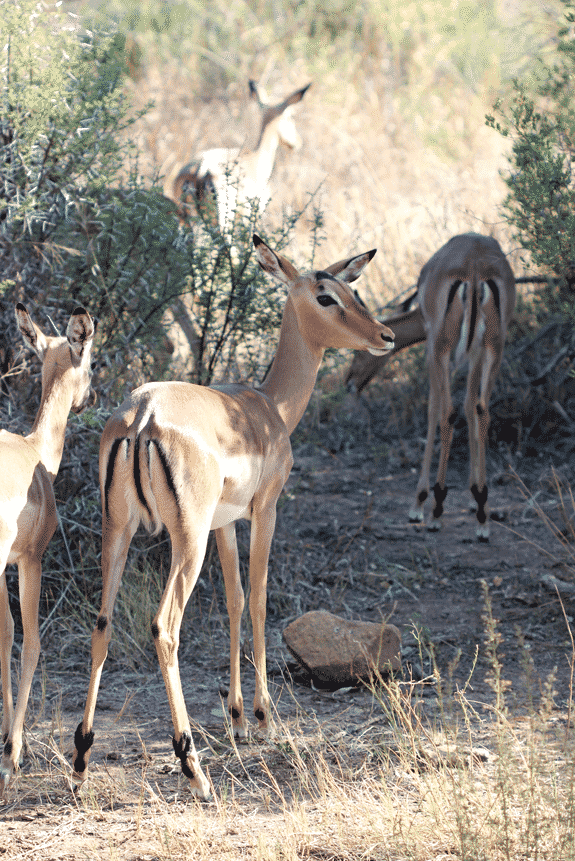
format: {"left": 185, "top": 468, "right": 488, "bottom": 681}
{"left": 250, "top": 81, "right": 311, "bottom": 151}
{"left": 15, "top": 303, "right": 97, "bottom": 413}
{"left": 253, "top": 235, "right": 395, "bottom": 355}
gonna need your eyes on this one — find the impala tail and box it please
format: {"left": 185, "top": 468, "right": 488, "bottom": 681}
{"left": 102, "top": 420, "right": 176, "bottom": 537}
{"left": 452, "top": 269, "right": 500, "bottom": 371}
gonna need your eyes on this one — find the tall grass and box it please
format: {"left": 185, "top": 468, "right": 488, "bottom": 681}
{"left": 82, "top": 0, "right": 565, "bottom": 312}
{"left": 11, "top": 596, "right": 575, "bottom": 860}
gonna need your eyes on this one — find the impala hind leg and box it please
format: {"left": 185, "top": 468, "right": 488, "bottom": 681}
{"left": 152, "top": 528, "right": 212, "bottom": 800}
{"left": 0, "top": 555, "right": 41, "bottom": 795}
{"left": 72, "top": 521, "right": 136, "bottom": 784}
{"left": 410, "top": 353, "right": 453, "bottom": 531}
{"left": 465, "top": 351, "right": 498, "bottom": 542}
{"left": 215, "top": 524, "right": 248, "bottom": 739}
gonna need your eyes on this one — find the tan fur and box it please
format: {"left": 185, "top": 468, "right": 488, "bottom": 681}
{"left": 72, "top": 235, "right": 394, "bottom": 800}
{"left": 0, "top": 305, "right": 95, "bottom": 795}
{"left": 345, "top": 304, "right": 426, "bottom": 393}
{"left": 169, "top": 82, "right": 311, "bottom": 230}
{"left": 407, "top": 234, "right": 516, "bottom": 540}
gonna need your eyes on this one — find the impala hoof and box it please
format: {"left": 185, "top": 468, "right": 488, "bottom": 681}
{"left": 427, "top": 519, "right": 442, "bottom": 533}
{"left": 0, "top": 766, "right": 12, "bottom": 799}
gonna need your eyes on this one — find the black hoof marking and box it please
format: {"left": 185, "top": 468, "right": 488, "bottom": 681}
{"left": 254, "top": 708, "right": 265, "bottom": 722}
{"left": 470, "top": 484, "right": 488, "bottom": 523}
{"left": 476, "top": 403, "right": 484, "bottom": 416}
{"left": 448, "top": 408, "right": 457, "bottom": 425}
{"left": 151, "top": 622, "right": 160, "bottom": 639}
{"left": 417, "top": 490, "right": 428, "bottom": 505}
{"left": 3, "top": 740, "right": 12, "bottom": 757}
{"left": 173, "top": 731, "right": 195, "bottom": 780}
{"left": 432, "top": 483, "right": 448, "bottom": 519}
{"left": 73, "top": 722, "right": 94, "bottom": 774}
{"left": 230, "top": 707, "right": 241, "bottom": 720}
{"left": 96, "top": 615, "right": 108, "bottom": 632}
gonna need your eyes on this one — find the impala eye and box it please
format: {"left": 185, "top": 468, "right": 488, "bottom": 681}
{"left": 317, "top": 294, "right": 338, "bottom": 307}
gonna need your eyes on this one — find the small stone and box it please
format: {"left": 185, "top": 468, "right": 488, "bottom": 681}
{"left": 283, "top": 610, "right": 401, "bottom": 689}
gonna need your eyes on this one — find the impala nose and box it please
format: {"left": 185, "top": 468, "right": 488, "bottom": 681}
{"left": 381, "top": 328, "right": 395, "bottom": 348}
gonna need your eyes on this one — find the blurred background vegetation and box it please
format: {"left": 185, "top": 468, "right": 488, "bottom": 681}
{"left": 1, "top": 0, "right": 575, "bottom": 655}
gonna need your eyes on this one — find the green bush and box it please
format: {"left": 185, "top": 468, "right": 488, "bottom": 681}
{"left": 487, "top": 0, "right": 575, "bottom": 314}
{"left": 0, "top": 1, "right": 313, "bottom": 633}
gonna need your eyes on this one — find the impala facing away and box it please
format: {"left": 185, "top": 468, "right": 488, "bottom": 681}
{"left": 0, "top": 305, "right": 95, "bottom": 795}
{"left": 170, "top": 81, "right": 311, "bottom": 231}
{"left": 72, "top": 235, "right": 394, "bottom": 800}
{"left": 407, "top": 233, "right": 516, "bottom": 540}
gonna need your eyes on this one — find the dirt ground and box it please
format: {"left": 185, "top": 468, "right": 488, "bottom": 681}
{"left": 1, "top": 408, "right": 574, "bottom": 858}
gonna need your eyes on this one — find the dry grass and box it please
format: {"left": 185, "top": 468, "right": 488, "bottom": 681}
{"left": 3, "top": 2, "right": 575, "bottom": 858}
{"left": 3, "top": 642, "right": 575, "bottom": 861}
{"left": 113, "top": 0, "right": 551, "bottom": 312}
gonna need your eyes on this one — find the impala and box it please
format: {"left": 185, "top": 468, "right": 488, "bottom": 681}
{"left": 407, "top": 233, "right": 516, "bottom": 540}
{"left": 0, "top": 304, "right": 95, "bottom": 795}
{"left": 345, "top": 299, "right": 426, "bottom": 394}
{"left": 72, "top": 235, "right": 394, "bottom": 800}
{"left": 170, "top": 80, "right": 311, "bottom": 231}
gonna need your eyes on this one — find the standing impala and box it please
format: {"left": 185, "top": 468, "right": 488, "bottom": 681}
{"left": 0, "top": 305, "right": 95, "bottom": 795}
{"left": 170, "top": 81, "right": 311, "bottom": 231}
{"left": 72, "top": 235, "right": 395, "bottom": 800}
{"left": 407, "top": 234, "right": 516, "bottom": 540}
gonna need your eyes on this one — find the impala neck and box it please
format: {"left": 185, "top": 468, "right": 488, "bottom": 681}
{"left": 27, "top": 369, "right": 75, "bottom": 482}
{"left": 259, "top": 294, "right": 323, "bottom": 435}
{"left": 252, "top": 121, "right": 281, "bottom": 188}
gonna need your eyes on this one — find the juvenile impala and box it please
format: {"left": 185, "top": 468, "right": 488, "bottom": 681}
{"left": 170, "top": 81, "right": 311, "bottom": 231}
{"left": 407, "top": 234, "right": 516, "bottom": 540}
{"left": 0, "top": 305, "right": 95, "bottom": 795}
{"left": 72, "top": 235, "right": 395, "bottom": 800}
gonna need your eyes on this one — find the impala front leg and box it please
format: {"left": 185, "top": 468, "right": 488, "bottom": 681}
{"left": 215, "top": 524, "right": 248, "bottom": 738}
{"left": 0, "top": 564, "right": 15, "bottom": 749}
{"left": 249, "top": 503, "right": 278, "bottom": 737}
{"left": 1, "top": 555, "right": 41, "bottom": 793}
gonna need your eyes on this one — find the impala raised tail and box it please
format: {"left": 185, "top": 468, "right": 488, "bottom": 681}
{"left": 0, "top": 304, "right": 95, "bottom": 796}
{"left": 72, "top": 235, "right": 394, "bottom": 800}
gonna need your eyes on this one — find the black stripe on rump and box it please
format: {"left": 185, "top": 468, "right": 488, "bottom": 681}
{"left": 133, "top": 433, "right": 152, "bottom": 518}
{"left": 151, "top": 438, "right": 180, "bottom": 515}
{"left": 446, "top": 279, "right": 462, "bottom": 314}
{"left": 485, "top": 279, "right": 501, "bottom": 317}
{"left": 467, "top": 282, "right": 478, "bottom": 352}
{"left": 104, "top": 437, "right": 126, "bottom": 520}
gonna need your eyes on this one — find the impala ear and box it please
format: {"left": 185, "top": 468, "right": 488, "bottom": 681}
{"left": 67, "top": 307, "right": 95, "bottom": 359}
{"left": 253, "top": 234, "right": 299, "bottom": 285}
{"left": 324, "top": 249, "right": 376, "bottom": 283}
{"left": 283, "top": 82, "right": 311, "bottom": 108}
{"left": 248, "top": 80, "right": 261, "bottom": 104}
{"left": 15, "top": 303, "right": 49, "bottom": 359}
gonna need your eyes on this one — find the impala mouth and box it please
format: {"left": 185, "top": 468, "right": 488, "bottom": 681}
{"left": 367, "top": 342, "right": 395, "bottom": 356}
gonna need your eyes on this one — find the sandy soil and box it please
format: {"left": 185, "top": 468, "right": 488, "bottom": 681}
{"left": 1, "top": 414, "right": 573, "bottom": 859}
